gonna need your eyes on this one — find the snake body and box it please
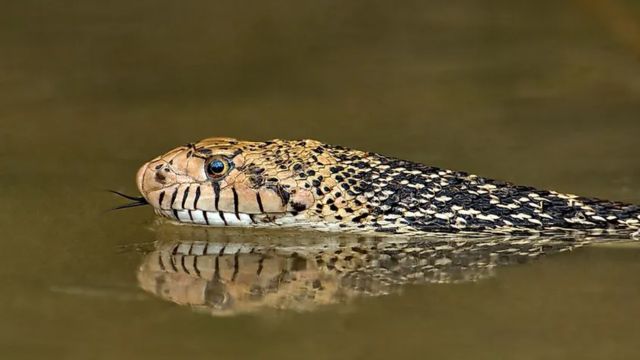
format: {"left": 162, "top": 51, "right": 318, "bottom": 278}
{"left": 136, "top": 138, "right": 640, "bottom": 236}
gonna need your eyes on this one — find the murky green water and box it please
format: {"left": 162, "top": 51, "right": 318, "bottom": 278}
{"left": 2, "top": 0, "right": 640, "bottom": 359}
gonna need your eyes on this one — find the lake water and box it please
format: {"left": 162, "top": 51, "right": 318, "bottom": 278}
{"left": 2, "top": 0, "right": 640, "bottom": 359}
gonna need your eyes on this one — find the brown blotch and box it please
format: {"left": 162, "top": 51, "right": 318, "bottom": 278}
{"left": 154, "top": 172, "right": 166, "bottom": 184}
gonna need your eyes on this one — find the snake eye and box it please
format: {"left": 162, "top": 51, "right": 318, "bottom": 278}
{"left": 205, "top": 157, "right": 231, "bottom": 179}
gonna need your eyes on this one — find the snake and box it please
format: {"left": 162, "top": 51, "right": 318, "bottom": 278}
{"left": 132, "top": 137, "right": 640, "bottom": 237}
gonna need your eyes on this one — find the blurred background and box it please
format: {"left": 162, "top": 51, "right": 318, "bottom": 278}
{"left": 3, "top": 0, "right": 640, "bottom": 193}
{"left": 1, "top": 0, "right": 640, "bottom": 359}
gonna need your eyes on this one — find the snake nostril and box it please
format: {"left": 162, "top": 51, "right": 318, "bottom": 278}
{"left": 155, "top": 172, "right": 166, "bottom": 184}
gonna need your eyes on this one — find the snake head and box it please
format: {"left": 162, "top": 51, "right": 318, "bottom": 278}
{"left": 136, "top": 137, "right": 370, "bottom": 229}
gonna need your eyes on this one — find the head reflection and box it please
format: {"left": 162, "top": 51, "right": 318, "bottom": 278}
{"left": 137, "top": 225, "right": 588, "bottom": 316}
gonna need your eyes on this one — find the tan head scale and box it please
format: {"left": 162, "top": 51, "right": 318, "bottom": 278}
{"left": 136, "top": 137, "right": 368, "bottom": 230}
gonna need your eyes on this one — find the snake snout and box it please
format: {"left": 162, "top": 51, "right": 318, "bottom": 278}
{"left": 136, "top": 161, "right": 170, "bottom": 199}
{"left": 136, "top": 162, "right": 151, "bottom": 196}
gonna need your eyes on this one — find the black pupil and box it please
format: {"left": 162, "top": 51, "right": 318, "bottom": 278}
{"left": 209, "top": 160, "right": 226, "bottom": 174}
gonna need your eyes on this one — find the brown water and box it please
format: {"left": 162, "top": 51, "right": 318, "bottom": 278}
{"left": 2, "top": 0, "right": 640, "bottom": 359}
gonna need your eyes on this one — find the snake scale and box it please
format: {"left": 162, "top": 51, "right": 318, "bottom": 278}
{"left": 133, "top": 137, "right": 640, "bottom": 237}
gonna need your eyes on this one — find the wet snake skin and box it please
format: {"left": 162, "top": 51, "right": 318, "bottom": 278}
{"left": 135, "top": 138, "right": 640, "bottom": 236}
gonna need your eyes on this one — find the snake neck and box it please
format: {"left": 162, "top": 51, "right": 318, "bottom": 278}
{"left": 341, "top": 152, "right": 640, "bottom": 235}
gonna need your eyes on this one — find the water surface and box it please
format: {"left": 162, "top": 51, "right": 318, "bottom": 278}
{"left": 2, "top": 0, "right": 640, "bottom": 359}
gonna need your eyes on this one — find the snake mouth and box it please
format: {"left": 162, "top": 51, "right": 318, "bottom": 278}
{"left": 135, "top": 165, "right": 313, "bottom": 228}
{"left": 154, "top": 208, "right": 256, "bottom": 226}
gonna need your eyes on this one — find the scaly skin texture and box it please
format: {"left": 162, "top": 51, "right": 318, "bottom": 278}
{"left": 136, "top": 138, "right": 640, "bottom": 236}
